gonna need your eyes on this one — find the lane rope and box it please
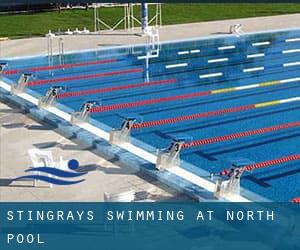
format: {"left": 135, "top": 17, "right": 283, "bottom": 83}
{"left": 291, "top": 197, "right": 300, "bottom": 203}
{"left": 242, "top": 154, "right": 300, "bottom": 172}
{"left": 133, "top": 105, "right": 254, "bottom": 129}
{"left": 131, "top": 96, "right": 300, "bottom": 129}
{"left": 90, "top": 77, "right": 300, "bottom": 113}
{"left": 3, "top": 59, "right": 118, "bottom": 75}
{"left": 28, "top": 68, "right": 143, "bottom": 86}
{"left": 219, "top": 154, "right": 300, "bottom": 179}
{"left": 57, "top": 78, "right": 177, "bottom": 98}
{"left": 182, "top": 121, "right": 300, "bottom": 148}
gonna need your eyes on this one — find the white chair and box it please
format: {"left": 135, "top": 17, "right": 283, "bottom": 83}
{"left": 73, "top": 28, "right": 82, "bottom": 35}
{"left": 64, "top": 29, "right": 73, "bottom": 35}
{"left": 229, "top": 24, "right": 243, "bottom": 35}
{"left": 104, "top": 190, "right": 135, "bottom": 202}
{"left": 81, "top": 27, "right": 90, "bottom": 34}
{"left": 103, "top": 190, "right": 135, "bottom": 232}
{"left": 45, "top": 30, "right": 55, "bottom": 38}
{"left": 58, "top": 156, "right": 69, "bottom": 171}
{"left": 28, "top": 148, "right": 56, "bottom": 188}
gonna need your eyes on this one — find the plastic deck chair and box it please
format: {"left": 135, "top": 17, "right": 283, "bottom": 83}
{"left": 103, "top": 190, "right": 135, "bottom": 202}
{"left": 28, "top": 148, "right": 56, "bottom": 188}
{"left": 229, "top": 24, "right": 243, "bottom": 35}
{"left": 104, "top": 190, "right": 135, "bottom": 232}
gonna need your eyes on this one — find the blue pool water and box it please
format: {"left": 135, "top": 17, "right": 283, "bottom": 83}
{"left": 2, "top": 28, "right": 300, "bottom": 201}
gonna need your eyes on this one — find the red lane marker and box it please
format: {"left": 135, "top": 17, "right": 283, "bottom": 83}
{"left": 131, "top": 105, "right": 255, "bottom": 129}
{"left": 57, "top": 78, "right": 177, "bottom": 99}
{"left": 243, "top": 154, "right": 300, "bottom": 172}
{"left": 91, "top": 90, "right": 213, "bottom": 113}
{"left": 28, "top": 68, "right": 143, "bottom": 86}
{"left": 3, "top": 59, "right": 118, "bottom": 75}
{"left": 220, "top": 154, "right": 300, "bottom": 178}
{"left": 291, "top": 197, "right": 300, "bottom": 203}
{"left": 182, "top": 121, "right": 300, "bottom": 148}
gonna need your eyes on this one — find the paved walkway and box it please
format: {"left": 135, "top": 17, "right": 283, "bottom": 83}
{"left": 0, "top": 14, "right": 299, "bottom": 58}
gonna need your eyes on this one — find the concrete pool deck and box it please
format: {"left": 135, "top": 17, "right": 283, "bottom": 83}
{"left": 0, "top": 14, "right": 299, "bottom": 201}
{"left": 0, "top": 13, "right": 299, "bottom": 58}
{"left": 0, "top": 101, "right": 190, "bottom": 201}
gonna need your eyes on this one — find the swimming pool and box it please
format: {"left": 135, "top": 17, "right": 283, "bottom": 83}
{"left": 1, "top": 28, "right": 300, "bottom": 202}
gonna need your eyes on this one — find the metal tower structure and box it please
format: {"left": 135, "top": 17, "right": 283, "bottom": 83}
{"left": 93, "top": 3, "right": 162, "bottom": 32}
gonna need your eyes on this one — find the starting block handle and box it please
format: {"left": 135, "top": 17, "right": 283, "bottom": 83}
{"left": 121, "top": 117, "right": 136, "bottom": 130}
{"left": 109, "top": 117, "right": 138, "bottom": 145}
{"left": 71, "top": 100, "right": 99, "bottom": 124}
{"left": 156, "top": 139, "right": 185, "bottom": 170}
{"left": 38, "top": 86, "right": 64, "bottom": 108}
{"left": 0, "top": 62, "right": 8, "bottom": 74}
{"left": 11, "top": 73, "right": 32, "bottom": 95}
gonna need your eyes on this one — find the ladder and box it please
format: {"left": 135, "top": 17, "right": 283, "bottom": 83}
{"left": 144, "top": 27, "right": 160, "bottom": 81}
{"left": 47, "top": 35, "right": 65, "bottom": 75}
{"left": 58, "top": 38, "right": 65, "bottom": 69}
{"left": 47, "top": 35, "right": 53, "bottom": 75}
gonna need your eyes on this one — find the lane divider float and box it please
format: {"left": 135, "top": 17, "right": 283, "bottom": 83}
{"left": 220, "top": 154, "right": 300, "bottom": 175}
{"left": 57, "top": 78, "right": 177, "bottom": 99}
{"left": 3, "top": 59, "right": 118, "bottom": 75}
{"left": 28, "top": 68, "right": 143, "bottom": 86}
{"left": 131, "top": 96, "right": 300, "bottom": 129}
{"left": 291, "top": 197, "right": 300, "bottom": 203}
{"left": 182, "top": 121, "right": 300, "bottom": 148}
{"left": 90, "top": 77, "right": 300, "bottom": 114}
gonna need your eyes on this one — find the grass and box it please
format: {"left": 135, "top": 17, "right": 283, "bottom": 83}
{"left": 0, "top": 4, "right": 299, "bottom": 39}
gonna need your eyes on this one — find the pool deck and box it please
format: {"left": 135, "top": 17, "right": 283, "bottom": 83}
{"left": 0, "top": 14, "right": 299, "bottom": 202}
{"left": 1, "top": 14, "right": 299, "bottom": 58}
{"left": 0, "top": 101, "right": 190, "bottom": 201}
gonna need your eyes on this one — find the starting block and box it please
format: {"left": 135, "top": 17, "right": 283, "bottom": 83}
{"left": 109, "top": 114, "right": 143, "bottom": 145}
{"left": 214, "top": 158, "right": 254, "bottom": 199}
{"left": 156, "top": 134, "right": 192, "bottom": 170}
{"left": 38, "top": 86, "right": 65, "bottom": 108}
{"left": 27, "top": 148, "right": 56, "bottom": 188}
{"left": 0, "top": 62, "right": 7, "bottom": 74}
{"left": 11, "top": 73, "right": 32, "bottom": 95}
{"left": 214, "top": 171, "right": 241, "bottom": 199}
{"left": 71, "top": 101, "right": 99, "bottom": 124}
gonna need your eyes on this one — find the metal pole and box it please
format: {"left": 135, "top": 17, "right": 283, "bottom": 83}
{"left": 155, "top": 4, "right": 158, "bottom": 27}
{"left": 141, "top": 3, "right": 148, "bottom": 32}
{"left": 159, "top": 3, "right": 162, "bottom": 27}
{"left": 94, "top": 5, "right": 97, "bottom": 32}
{"left": 47, "top": 36, "right": 53, "bottom": 76}
{"left": 127, "top": 4, "right": 131, "bottom": 30}
{"left": 59, "top": 38, "right": 64, "bottom": 69}
{"left": 130, "top": 4, "right": 134, "bottom": 29}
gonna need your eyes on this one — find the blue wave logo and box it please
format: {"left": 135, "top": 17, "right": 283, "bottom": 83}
{"left": 13, "top": 159, "right": 86, "bottom": 185}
